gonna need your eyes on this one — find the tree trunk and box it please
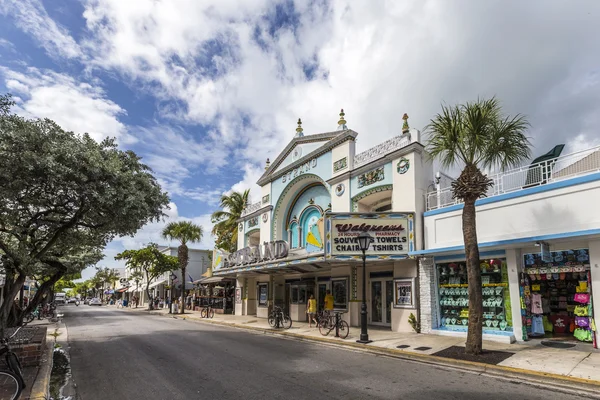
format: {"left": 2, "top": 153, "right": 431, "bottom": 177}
{"left": 463, "top": 198, "right": 483, "bottom": 355}
{"left": 179, "top": 244, "right": 189, "bottom": 314}
{"left": 0, "top": 271, "right": 26, "bottom": 337}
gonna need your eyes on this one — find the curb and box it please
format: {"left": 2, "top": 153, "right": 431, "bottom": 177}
{"left": 153, "top": 311, "right": 600, "bottom": 398}
{"left": 27, "top": 327, "right": 55, "bottom": 400}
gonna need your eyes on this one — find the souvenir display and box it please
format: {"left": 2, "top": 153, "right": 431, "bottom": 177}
{"left": 521, "top": 249, "right": 595, "bottom": 342}
{"left": 437, "top": 258, "right": 511, "bottom": 332}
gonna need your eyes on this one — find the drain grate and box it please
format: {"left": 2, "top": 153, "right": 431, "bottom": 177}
{"left": 396, "top": 344, "right": 410, "bottom": 349}
{"left": 541, "top": 341, "right": 576, "bottom": 349}
{"left": 414, "top": 346, "right": 432, "bottom": 351}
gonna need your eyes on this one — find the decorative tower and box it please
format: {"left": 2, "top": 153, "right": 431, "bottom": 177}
{"left": 295, "top": 118, "right": 304, "bottom": 138}
{"left": 265, "top": 158, "right": 270, "bottom": 170}
{"left": 337, "top": 109, "right": 347, "bottom": 130}
{"left": 402, "top": 113, "right": 409, "bottom": 134}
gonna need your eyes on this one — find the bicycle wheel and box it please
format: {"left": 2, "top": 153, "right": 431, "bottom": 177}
{"left": 208, "top": 308, "right": 214, "bottom": 319}
{"left": 283, "top": 315, "right": 292, "bottom": 329}
{"left": 24, "top": 313, "right": 35, "bottom": 324}
{"left": 0, "top": 370, "right": 22, "bottom": 400}
{"left": 268, "top": 315, "right": 276, "bottom": 327}
{"left": 5, "top": 353, "right": 24, "bottom": 388}
{"left": 319, "top": 320, "right": 331, "bottom": 336}
{"left": 338, "top": 320, "right": 350, "bottom": 339}
{"left": 201, "top": 308, "right": 207, "bottom": 318}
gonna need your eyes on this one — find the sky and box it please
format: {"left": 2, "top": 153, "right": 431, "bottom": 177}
{"left": 1, "top": 0, "right": 599, "bottom": 280}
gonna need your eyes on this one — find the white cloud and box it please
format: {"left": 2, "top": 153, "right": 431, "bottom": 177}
{"left": 1, "top": 67, "right": 128, "bottom": 142}
{"left": 0, "top": 0, "right": 83, "bottom": 59}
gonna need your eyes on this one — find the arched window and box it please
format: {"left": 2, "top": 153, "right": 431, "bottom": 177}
{"left": 288, "top": 221, "right": 299, "bottom": 249}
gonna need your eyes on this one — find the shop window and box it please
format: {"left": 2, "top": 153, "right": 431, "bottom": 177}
{"left": 437, "top": 258, "right": 512, "bottom": 333}
{"left": 332, "top": 278, "right": 348, "bottom": 310}
{"left": 257, "top": 283, "right": 269, "bottom": 307}
{"left": 522, "top": 249, "right": 592, "bottom": 342}
{"left": 289, "top": 282, "right": 314, "bottom": 304}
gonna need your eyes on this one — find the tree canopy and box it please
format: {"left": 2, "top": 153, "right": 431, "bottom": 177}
{"left": 0, "top": 93, "right": 170, "bottom": 330}
{"left": 211, "top": 190, "right": 249, "bottom": 253}
{"left": 115, "top": 243, "right": 178, "bottom": 310}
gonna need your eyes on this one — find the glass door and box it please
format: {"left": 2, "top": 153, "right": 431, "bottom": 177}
{"left": 318, "top": 282, "right": 330, "bottom": 312}
{"left": 371, "top": 279, "right": 392, "bottom": 326}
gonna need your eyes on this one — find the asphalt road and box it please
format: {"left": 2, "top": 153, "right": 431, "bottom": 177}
{"left": 64, "top": 306, "right": 584, "bottom": 400}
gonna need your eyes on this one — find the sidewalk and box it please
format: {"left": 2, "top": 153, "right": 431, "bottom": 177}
{"left": 125, "top": 305, "right": 600, "bottom": 396}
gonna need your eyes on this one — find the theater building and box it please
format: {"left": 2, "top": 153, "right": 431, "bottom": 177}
{"left": 212, "top": 111, "right": 433, "bottom": 332}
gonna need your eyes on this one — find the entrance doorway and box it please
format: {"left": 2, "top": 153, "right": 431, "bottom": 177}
{"left": 317, "top": 281, "right": 331, "bottom": 312}
{"left": 371, "top": 279, "right": 393, "bottom": 326}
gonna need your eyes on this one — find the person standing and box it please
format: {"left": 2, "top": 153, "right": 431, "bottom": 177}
{"left": 307, "top": 294, "right": 318, "bottom": 328}
{"left": 324, "top": 290, "right": 334, "bottom": 313}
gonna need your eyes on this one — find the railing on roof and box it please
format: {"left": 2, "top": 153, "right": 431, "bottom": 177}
{"left": 354, "top": 135, "right": 412, "bottom": 168}
{"left": 426, "top": 145, "right": 600, "bottom": 211}
{"left": 241, "top": 201, "right": 262, "bottom": 217}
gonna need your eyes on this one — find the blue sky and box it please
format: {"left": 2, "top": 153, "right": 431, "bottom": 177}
{"left": 1, "top": 0, "right": 600, "bottom": 279}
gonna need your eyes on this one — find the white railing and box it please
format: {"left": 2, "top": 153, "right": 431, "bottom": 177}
{"left": 241, "top": 201, "right": 262, "bottom": 217}
{"left": 426, "top": 145, "right": 600, "bottom": 211}
{"left": 354, "top": 134, "right": 412, "bottom": 167}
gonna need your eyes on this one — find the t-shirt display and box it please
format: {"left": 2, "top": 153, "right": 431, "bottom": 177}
{"left": 437, "top": 258, "right": 512, "bottom": 332}
{"left": 522, "top": 248, "right": 594, "bottom": 342}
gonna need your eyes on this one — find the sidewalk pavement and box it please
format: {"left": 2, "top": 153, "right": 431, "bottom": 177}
{"left": 127, "top": 305, "right": 600, "bottom": 392}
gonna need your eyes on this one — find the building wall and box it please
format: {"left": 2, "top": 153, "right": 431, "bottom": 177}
{"left": 423, "top": 176, "right": 600, "bottom": 250}
{"left": 167, "top": 248, "right": 211, "bottom": 286}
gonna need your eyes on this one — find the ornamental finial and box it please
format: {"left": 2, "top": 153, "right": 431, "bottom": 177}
{"left": 337, "top": 109, "right": 347, "bottom": 130}
{"left": 265, "top": 158, "right": 270, "bottom": 170}
{"left": 295, "top": 118, "right": 304, "bottom": 137}
{"left": 402, "top": 113, "right": 409, "bottom": 134}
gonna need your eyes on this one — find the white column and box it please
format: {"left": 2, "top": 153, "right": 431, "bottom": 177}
{"left": 588, "top": 240, "right": 600, "bottom": 340}
{"left": 418, "top": 257, "right": 438, "bottom": 333}
{"left": 505, "top": 249, "right": 524, "bottom": 342}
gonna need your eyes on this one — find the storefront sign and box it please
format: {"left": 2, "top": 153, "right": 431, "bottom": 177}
{"left": 216, "top": 241, "right": 290, "bottom": 269}
{"left": 327, "top": 214, "right": 414, "bottom": 256}
{"left": 281, "top": 158, "right": 318, "bottom": 183}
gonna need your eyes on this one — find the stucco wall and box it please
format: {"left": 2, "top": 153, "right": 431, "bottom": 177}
{"left": 424, "top": 177, "right": 600, "bottom": 250}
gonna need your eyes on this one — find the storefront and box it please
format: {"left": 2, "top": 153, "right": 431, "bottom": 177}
{"left": 211, "top": 111, "right": 431, "bottom": 332}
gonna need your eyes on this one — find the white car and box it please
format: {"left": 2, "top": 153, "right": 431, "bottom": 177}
{"left": 89, "top": 298, "right": 102, "bottom": 306}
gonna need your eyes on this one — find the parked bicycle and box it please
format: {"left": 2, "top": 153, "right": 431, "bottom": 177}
{"left": 316, "top": 310, "right": 334, "bottom": 329}
{"left": 201, "top": 302, "right": 214, "bottom": 319}
{"left": 319, "top": 311, "right": 349, "bottom": 339}
{"left": 268, "top": 306, "right": 292, "bottom": 329}
{"left": 24, "top": 303, "right": 55, "bottom": 323}
{"left": 0, "top": 326, "right": 26, "bottom": 399}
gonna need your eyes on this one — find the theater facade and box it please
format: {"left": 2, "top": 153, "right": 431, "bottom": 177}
{"left": 212, "top": 112, "right": 433, "bottom": 332}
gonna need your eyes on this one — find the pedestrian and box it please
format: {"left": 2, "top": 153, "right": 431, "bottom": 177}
{"left": 186, "top": 293, "right": 192, "bottom": 310}
{"left": 307, "top": 294, "right": 318, "bottom": 328}
{"left": 324, "top": 289, "right": 334, "bottom": 315}
{"left": 134, "top": 295, "right": 139, "bottom": 308}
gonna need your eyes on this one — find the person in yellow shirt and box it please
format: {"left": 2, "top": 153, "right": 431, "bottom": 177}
{"left": 307, "top": 294, "right": 318, "bottom": 327}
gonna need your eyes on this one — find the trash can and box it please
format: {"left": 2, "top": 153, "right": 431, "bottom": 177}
{"left": 122, "top": 300, "right": 128, "bottom": 307}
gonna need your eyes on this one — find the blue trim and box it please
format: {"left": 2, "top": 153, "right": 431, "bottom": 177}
{"left": 433, "top": 250, "right": 506, "bottom": 262}
{"left": 424, "top": 172, "right": 600, "bottom": 217}
{"left": 410, "top": 228, "right": 600, "bottom": 256}
{"left": 434, "top": 327, "right": 514, "bottom": 336}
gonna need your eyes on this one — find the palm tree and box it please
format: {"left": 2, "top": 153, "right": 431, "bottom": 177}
{"left": 161, "top": 221, "right": 203, "bottom": 314}
{"left": 211, "top": 189, "right": 250, "bottom": 253}
{"left": 426, "top": 97, "right": 531, "bottom": 355}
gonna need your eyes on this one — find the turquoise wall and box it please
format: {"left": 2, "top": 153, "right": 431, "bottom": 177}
{"left": 350, "top": 161, "right": 393, "bottom": 199}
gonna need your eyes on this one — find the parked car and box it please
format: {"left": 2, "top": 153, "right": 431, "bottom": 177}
{"left": 89, "top": 298, "right": 102, "bottom": 306}
{"left": 66, "top": 297, "right": 78, "bottom": 304}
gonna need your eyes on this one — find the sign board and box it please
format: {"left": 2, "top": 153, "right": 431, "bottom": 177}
{"left": 540, "top": 242, "right": 552, "bottom": 263}
{"left": 213, "top": 241, "right": 290, "bottom": 269}
{"left": 326, "top": 213, "right": 415, "bottom": 256}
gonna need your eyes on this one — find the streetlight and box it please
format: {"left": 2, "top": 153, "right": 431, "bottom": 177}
{"left": 356, "top": 231, "right": 374, "bottom": 344}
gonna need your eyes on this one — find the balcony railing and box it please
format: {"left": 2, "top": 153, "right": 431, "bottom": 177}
{"left": 426, "top": 145, "right": 600, "bottom": 211}
{"left": 241, "top": 201, "right": 262, "bottom": 217}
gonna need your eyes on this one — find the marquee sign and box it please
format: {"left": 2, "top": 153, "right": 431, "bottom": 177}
{"left": 326, "top": 213, "right": 415, "bottom": 257}
{"left": 213, "top": 240, "right": 290, "bottom": 269}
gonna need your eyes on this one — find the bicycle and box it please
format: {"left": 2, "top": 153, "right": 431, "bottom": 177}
{"left": 268, "top": 306, "right": 292, "bottom": 329}
{"left": 201, "top": 303, "right": 214, "bottom": 319}
{"left": 0, "top": 326, "right": 26, "bottom": 399}
{"left": 317, "top": 310, "right": 334, "bottom": 329}
{"left": 24, "top": 303, "right": 55, "bottom": 323}
{"left": 319, "top": 311, "right": 349, "bottom": 339}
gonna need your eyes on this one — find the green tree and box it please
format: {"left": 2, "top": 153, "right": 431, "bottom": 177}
{"left": 161, "top": 221, "right": 203, "bottom": 314}
{"left": 211, "top": 190, "right": 249, "bottom": 253}
{"left": 426, "top": 97, "right": 531, "bottom": 355}
{"left": 115, "top": 243, "right": 178, "bottom": 310}
{"left": 0, "top": 94, "right": 169, "bottom": 332}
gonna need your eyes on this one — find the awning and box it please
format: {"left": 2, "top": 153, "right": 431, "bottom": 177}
{"left": 198, "top": 276, "right": 235, "bottom": 284}
{"left": 149, "top": 279, "right": 167, "bottom": 288}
